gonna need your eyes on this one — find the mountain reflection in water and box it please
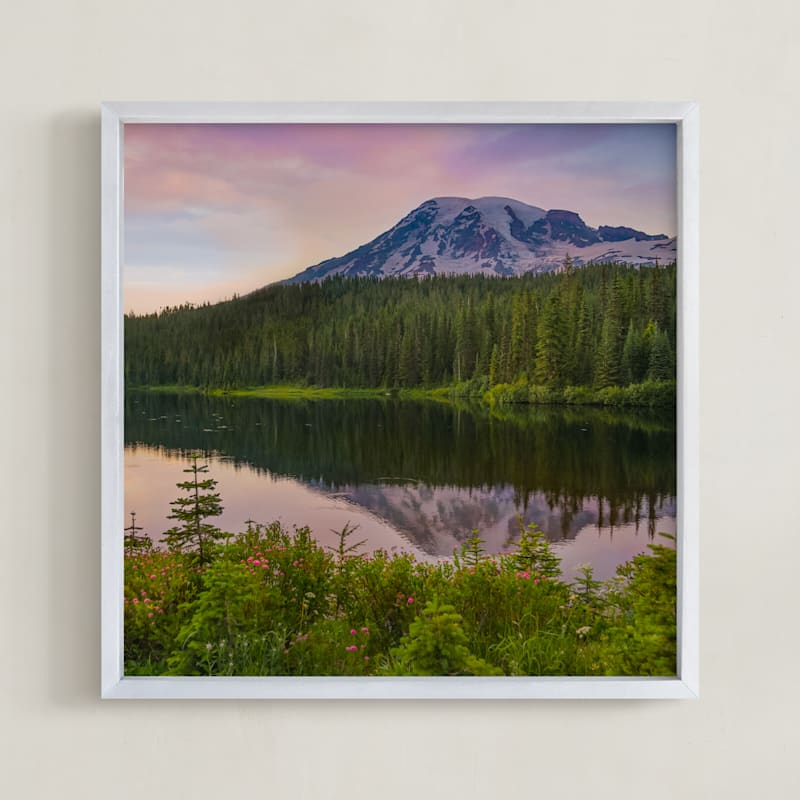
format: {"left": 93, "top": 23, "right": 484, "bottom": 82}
{"left": 125, "top": 392, "right": 676, "bottom": 580}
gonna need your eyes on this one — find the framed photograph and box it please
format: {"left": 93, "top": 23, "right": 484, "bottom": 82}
{"left": 101, "top": 102, "right": 698, "bottom": 699}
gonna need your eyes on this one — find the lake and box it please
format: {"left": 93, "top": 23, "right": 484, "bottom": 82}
{"left": 124, "top": 392, "right": 676, "bottom": 581}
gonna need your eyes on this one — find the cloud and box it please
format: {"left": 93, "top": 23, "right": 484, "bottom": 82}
{"left": 124, "top": 122, "right": 677, "bottom": 312}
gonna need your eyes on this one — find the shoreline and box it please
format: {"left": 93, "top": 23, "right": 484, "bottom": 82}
{"left": 127, "top": 380, "right": 676, "bottom": 408}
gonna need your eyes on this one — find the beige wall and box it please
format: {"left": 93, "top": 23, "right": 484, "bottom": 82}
{"left": 2, "top": 1, "right": 798, "bottom": 796}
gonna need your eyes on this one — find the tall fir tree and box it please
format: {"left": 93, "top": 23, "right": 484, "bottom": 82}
{"left": 164, "top": 454, "right": 225, "bottom": 564}
{"left": 647, "top": 327, "right": 674, "bottom": 381}
{"left": 534, "top": 291, "right": 568, "bottom": 388}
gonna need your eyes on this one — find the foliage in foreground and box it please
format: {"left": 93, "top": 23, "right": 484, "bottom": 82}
{"left": 125, "top": 519, "right": 677, "bottom": 678}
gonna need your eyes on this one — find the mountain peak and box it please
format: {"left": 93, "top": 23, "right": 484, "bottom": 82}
{"left": 286, "top": 196, "right": 675, "bottom": 284}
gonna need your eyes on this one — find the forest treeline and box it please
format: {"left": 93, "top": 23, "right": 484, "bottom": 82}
{"left": 125, "top": 260, "right": 677, "bottom": 396}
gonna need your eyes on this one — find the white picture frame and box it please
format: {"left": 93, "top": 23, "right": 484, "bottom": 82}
{"left": 101, "top": 101, "right": 699, "bottom": 700}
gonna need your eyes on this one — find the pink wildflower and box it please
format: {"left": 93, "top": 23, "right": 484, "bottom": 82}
{"left": 360, "top": 627, "right": 369, "bottom": 634}
{"left": 253, "top": 559, "right": 260, "bottom": 566}
{"left": 350, "top": 629, "right": 357, "bottom": 636}
{"left": 345, "top": 645, "right": 358, "bottom": 652}
{"left": 132, "top": 598, "right": 139, "bottom": 604}
{"left": 147, "top": 612, "right": 153, "bottom": 618}
{"left": 407, "top": 597, "right": 415, "bottom": 605}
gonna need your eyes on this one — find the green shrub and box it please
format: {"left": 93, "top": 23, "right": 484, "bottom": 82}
{"left": 385, "top": 598, "right": 501, "bottom": 676}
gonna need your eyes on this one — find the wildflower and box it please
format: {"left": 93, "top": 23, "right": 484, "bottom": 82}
{"left": 533, "top": 578, "right": 540, "bottom": 585}
{"left": 345, "top": 645, "right": 358, "bottom": 652}
{"left": 253, "top": 559, "right": 261, "bottom": 566}
{"left": 360, "top": 627, "right": 369, "bottom": 634}
{"left": 364, "top": 656, "right": 369, "bottom": 662}
{"left": 147, "top": 612, "right": 153, "bottom": 618}
{"left": 350, "top": 629, "right": 357, "bottom": 636}
{"left": 132, "top": 598, "right": 139, "bottom": 604}
{"left": 205, "top": 643, "right": 213, "bottom": 651}
{"left": 407, "top": 597, "right": 415, "bottom": 605}
{"left": 576, "top": 626, "right": 591, "bottom": 638}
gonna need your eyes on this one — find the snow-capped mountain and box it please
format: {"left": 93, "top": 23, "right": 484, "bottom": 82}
{"left": 287, "top": 196, "right": 676, "bottom": 283}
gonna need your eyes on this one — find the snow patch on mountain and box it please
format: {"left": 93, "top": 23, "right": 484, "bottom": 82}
{"left": 287, "top": 196, "right": 676, "bottom": 283}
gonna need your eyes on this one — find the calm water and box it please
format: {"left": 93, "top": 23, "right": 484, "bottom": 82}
{"left": 125, "top": 392, "right": 676, "bottom": 580}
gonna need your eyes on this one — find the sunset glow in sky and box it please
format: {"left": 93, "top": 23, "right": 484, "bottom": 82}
{"left": 124, "top": 123, "right": 677, "bottom": 313}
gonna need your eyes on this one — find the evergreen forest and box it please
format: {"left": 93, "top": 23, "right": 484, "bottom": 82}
{"left": 125, "top": 260, "right": 677, "bottom": 405}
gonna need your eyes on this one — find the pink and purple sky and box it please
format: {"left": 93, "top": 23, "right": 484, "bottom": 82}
{"left": 124, "top": 123, "right": 676, "bottom": 313}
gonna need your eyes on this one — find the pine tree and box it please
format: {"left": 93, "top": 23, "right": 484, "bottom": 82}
{"left": 388, "top": 598, "right": 500, "bottom": 676}
{"left": 595, "top": 315, "right": 620, "bottom": 389}
{"left": 573, "top": 295, "right": 593, "bottom": 386}
{"left": 514, "top": 520, "right": 561, "bottom": 578}
{"left": 509, "top": 294, "right": 526, "bottom": 377}
{"left": 454, "top": 304, "right": 477, "bottom": 383}
{"left": 398, "top": 327, "right": 419, "bottom": 387}
{"left": 164, "top": 454, "right": 225, "bottom": 564}
{"left": 534, "top": 291, "right": 567, "bottom": 388}
{"left": 124, "top": 511, "right": 152, "bottom": 556}
{"left": 621, "top": 320, "right": 648, "bottom": 385}
{"left": 488, "top": 343, "right": 502, "bottom": 387}
{"left": 647, "top": 328, "right": 674, "bottom": 381}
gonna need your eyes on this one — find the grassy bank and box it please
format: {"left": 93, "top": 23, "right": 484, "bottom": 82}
{"left": 128, "top": 379, "right": 675, "bottom": 408}
{"left": 129, "top": 383, "right": 454, "bottom": 402}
